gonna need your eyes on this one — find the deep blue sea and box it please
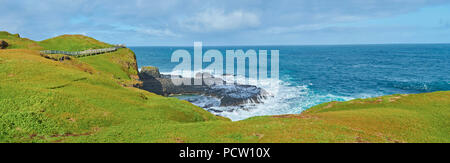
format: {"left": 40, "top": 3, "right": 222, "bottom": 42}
{"left": 130, "top": 44, "right": 450, "bottom": 121}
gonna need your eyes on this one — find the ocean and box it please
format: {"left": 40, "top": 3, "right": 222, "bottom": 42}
{"left": 130, "top": 44, "right": 450, "bottom": 121}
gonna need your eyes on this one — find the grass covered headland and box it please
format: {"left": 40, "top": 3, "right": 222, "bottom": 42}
{"left": 0, "top": 31, "right": 449, "bottom": 143}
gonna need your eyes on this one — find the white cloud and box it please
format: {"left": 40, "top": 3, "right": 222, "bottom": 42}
{"left": 138, "top": 28, "right": 179, "bottom": 37}
{"left": 2, "top": 0, "right": 450, "bottom": 45}
{"left": 262, "top": 24, "right": 326, "bottom": 34}
{"left": 182, "top": 9, "right": 260, "bottom": 32}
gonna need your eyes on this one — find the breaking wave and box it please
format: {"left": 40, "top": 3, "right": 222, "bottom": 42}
{"left": 163, "top": 70, "right": 354, "bottom": 121}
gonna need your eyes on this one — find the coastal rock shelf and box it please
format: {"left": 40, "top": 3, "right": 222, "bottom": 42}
{"left": 138, "top": 66, "right": 268, "bottom": 107}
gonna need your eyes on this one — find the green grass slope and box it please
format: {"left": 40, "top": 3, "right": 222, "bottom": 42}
{"left": 38, "top": 34, "right": 113, "bottom": 51}
{"left": 0, "top": 32, "right": 448, "bottom": 143}
{"left": 0, "top": 49, "right": 222, "bottom": 143}
{"left": 77, "top": 48, "right": 140, "bottom": 86}
{"left": 0, "top": 31, "right": 42, "bottom": 50}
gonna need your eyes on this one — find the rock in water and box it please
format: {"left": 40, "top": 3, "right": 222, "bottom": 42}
{"left": 206, "top": 85, "right": 267, "bottom": 106}
{"left": 0, "top": 40, "right": 8, "bottom": 49}
{"left": 139, "top": 66, "right": 161, "bottom": 79}
{"left": 139, "top": 66, "right": 164, "bottom": 95}
{"left": 137, "top": 67, "right": 268, "bottom": 107}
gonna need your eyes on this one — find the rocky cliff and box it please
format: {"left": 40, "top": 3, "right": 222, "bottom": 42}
{"left": 138, "top": 66, "right": 268, "bottom": 106}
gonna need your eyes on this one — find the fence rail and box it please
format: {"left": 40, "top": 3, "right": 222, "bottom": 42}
{"left": 40, "top": 45, "right": 126, "bottom": 57}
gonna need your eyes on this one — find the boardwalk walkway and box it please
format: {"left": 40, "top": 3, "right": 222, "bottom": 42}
{"left": 40, "top": 45, "right": 126, "bottom": 57}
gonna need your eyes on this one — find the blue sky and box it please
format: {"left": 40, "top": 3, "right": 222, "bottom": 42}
{"left": 1, "top": 0, "right": 450, "bottom": 46}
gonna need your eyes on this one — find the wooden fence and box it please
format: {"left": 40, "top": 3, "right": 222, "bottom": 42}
{"left": 40, "top": 45, "right": 126, "bottom": 57}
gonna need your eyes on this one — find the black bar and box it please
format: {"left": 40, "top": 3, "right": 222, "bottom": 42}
{"left": 1, "top": 143, "right": 442, "bottom": 161}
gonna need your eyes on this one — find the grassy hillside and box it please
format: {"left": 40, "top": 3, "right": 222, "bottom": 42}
{"left": 0, "top": 31, "right": 42, "bottom": 50}
{"left": 38, "top": 34, "right": 113, "bottom": 51}
{"left": 77, "top": 48, "right": 140, "bottom": 86}
{"left": 62, "top": 91, "right": 449, "bottom": 143}
{"left": 0, "top": 32, "right": 448, "bottom": 143}
{"left": 0, "top": 49, "right": 222, "bottom": 143}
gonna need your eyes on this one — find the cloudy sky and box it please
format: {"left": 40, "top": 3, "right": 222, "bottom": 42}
{"left": 1, "top": 0, "right": 450, "bottom": 46}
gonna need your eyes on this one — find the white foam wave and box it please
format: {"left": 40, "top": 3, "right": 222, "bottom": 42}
{"left": 161, "top": 70, "right": 357, "bottom": 121}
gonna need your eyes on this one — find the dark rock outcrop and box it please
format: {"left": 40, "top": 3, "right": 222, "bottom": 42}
{"left": 139, "top": 66, "right": 164, "bottom": 95}
{"left": 58, "top": 56, "right": 71, "bottom": 61}
{"left": 138, "top": 66, "right": 268, "bottom": 106}
{"left": 139, "top": 66, "right": 161, "bottom": 79}
{"left": 0, "top": 40, "right": 8, "bottom": 49}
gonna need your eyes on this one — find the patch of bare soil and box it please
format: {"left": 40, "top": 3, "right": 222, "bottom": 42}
{"left": 175, "top": 138, "right": 185, "bottom": 143}
{"left": 324, "top": 101, "right": 339, "bottom": 109}
{"left": 388, "top": 96, "right": 402, "bottom": 102}
{"left": 252, "top": 133, "right": 265, "bottom": 140}
{"left": 272, "top": 114, "right": 318, "bottom": 120}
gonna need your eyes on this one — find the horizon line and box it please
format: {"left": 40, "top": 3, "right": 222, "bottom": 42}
{"left": 126, "top": 42, "right": 450, "bottom": 47}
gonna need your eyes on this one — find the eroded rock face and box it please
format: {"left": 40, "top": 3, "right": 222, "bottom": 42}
{"left": 139, "top": 66, "right": 161, "bottom": 79}
{"left": 138, "top": 66, "right": 267, "bottom": 106}
{"left": 0, "top": 40, "right": 8, "bottom": 49}
{"left": 139, "top": 66, "right": 164, "bottom": 95}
